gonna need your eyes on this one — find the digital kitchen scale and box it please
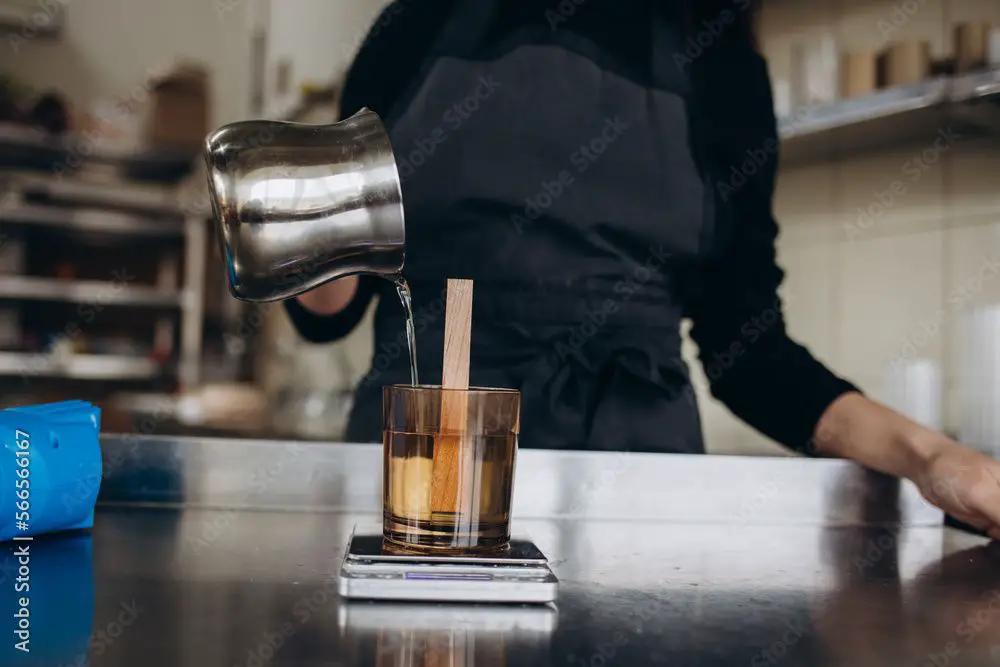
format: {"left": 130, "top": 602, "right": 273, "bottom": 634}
{"left": 337, "top": 526, "right": 559, "bottom": 603}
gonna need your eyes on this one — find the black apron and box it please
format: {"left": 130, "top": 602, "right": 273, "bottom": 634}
{"left": 346, "top": 1, "right": 723, "bottom": 453}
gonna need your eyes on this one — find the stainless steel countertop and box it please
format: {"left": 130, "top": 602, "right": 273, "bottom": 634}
{"left": 6, "top": 435, "right": 1000, "bottom": 667}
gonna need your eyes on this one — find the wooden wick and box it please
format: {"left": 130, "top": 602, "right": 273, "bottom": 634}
{"left": 431, "top": 278, "right": 473, "bottom": 515}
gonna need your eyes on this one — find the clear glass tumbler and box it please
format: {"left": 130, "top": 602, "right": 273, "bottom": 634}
{"left": 382, "top": 384, "right": 521, "bottom": 554}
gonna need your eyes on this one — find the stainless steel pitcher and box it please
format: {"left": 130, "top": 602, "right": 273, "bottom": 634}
{"left": 203, "top": 108, "right": 405, "bottom": 302}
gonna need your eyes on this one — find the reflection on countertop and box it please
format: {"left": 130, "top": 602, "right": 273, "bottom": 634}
{"left": 69, "top": 508, "right": 999, "bottom": 667}
{"left": 26, "top": 434, "right": 990, "bottom": 667}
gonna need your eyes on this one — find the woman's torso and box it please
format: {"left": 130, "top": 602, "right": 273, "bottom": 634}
{"left": 345, "top": 0, "right": 763, "bottom": 453}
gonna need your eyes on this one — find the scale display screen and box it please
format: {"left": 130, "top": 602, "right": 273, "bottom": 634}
{"left": 404, "top": 573, "right": 494, "bottom": 581}
{"left": 347, "top": 533, "right": 549, "bottom": 566}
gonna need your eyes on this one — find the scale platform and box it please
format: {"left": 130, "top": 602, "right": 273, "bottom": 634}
{"left": 337, "top": 527, "right": 559, "bottom": 604}
{"left": 338, "top": 600, "right": 559, "bottom": 633}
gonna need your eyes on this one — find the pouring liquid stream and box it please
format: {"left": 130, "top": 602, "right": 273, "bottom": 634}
{"left": 393, "top": 276, "right": 419, "bottom": 386}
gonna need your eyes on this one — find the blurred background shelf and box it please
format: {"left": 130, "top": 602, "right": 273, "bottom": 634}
{"left": 0, "top": 202, "right": 186, "bottom": 238}
{"left": 0, "top": 275, "right": 184, "bottom": 307}
{"left": 0, "top": 124, "right": 196, "bottom": 183}
{"left": 0, "top": 156, "right": 221, "bottom": 403}
{"left": 779, "top": 67, "right": 1000, "bottom": 165}
{"left": 0, "top": 352, "right": 166, "bottom": 380}
{"left": 7, "top": 170, "right": 198, "bottom": 215}
{"left": 0, "top": 0, "right": 64, "bottom": 38}
{"left": 950, "top": 66, "right": 1000, "bottom": 100}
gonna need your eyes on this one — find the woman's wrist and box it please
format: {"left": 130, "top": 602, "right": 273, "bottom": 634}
{"left": 898, "top": 422, "right": 954, "bottom": 483}
{"left": 813, "top": 392, "right": 949, "bottom": 482}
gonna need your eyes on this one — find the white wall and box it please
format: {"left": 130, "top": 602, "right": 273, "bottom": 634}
{"left": 1, "top": 0, "right": 256, "bottom": 126}
{"left": 262, "top": 0, "right": 386, "bottom": 117}
{"left": 1, "top": 0, "right": 390, "bottom": 125}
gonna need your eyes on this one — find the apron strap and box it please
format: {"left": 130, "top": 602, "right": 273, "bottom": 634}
{"left": 427, "top": 0, "right": 500, "bottom": 59}
{"left": 650, "top": 2, "right": 691, "bottom": 96}
{"left": 382, "top": 0, "right": 499, "bottom": 127}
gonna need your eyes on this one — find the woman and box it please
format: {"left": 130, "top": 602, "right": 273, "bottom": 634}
{"left": 286, "top": 0, "right": 1000, "bottom": 535}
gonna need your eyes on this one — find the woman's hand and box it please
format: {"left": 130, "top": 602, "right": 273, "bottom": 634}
{"left": 913, "top": 439, "right": 1000, "bottom": 539}
{"left": 815, "top": 392, "right": 1000, "bottom": 537}
{"left": 296, "top": 275, "right": 359, "bottom": 315}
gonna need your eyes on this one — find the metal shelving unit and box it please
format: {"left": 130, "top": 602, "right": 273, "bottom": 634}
{"left": 0, "top": 157, "right": 209, "bottom": 391}
{"left": 778, "top": 67, "right": 1000, "bottom": 166}
{"left": 0, "top": 275, "right": 183, "bottom": 307}
{"left": 0, "top": 352, "right": 165, "bottom": 380}
{"left": 0, "top": 124, "right": 195, "bottom": 182}
{"left": 0, "top": 202, "right": 186, "bottom": 237}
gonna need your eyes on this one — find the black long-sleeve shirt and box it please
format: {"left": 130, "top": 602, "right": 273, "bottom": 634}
{"left": 286, "top": 0, "right": 858, "bottom": 453}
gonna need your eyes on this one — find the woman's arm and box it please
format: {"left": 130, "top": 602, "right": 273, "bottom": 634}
{"left": 286, "top": 276, "right": 378, "bottom": 344}
{"left": 685, "top": 30, "right": 1000, "bottom": 537}
{"left": 684, "top": 41, "right": 857, "bottom": 451}
{"left": 816, "top": 392, "right": 1000, "bottom": 539}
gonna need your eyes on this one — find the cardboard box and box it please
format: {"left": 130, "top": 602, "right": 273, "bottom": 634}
{"left": 877, "top": 41, "right": 931, "bottom": 87}
{"left": 143, "top": 62, "right": 210, "bottom": 155}
{"left": 954, "top": 22, "right": 990, "bottom": 72}
{"left": 840, "top": 52, "right": 878, "bottom": 98}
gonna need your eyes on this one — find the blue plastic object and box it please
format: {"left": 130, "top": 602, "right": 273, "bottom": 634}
{"left": 0, "top": 534, "right": 94, "bottom": 663}
{"left": 0, "top": 401, "right": 102, "bottom": 543}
